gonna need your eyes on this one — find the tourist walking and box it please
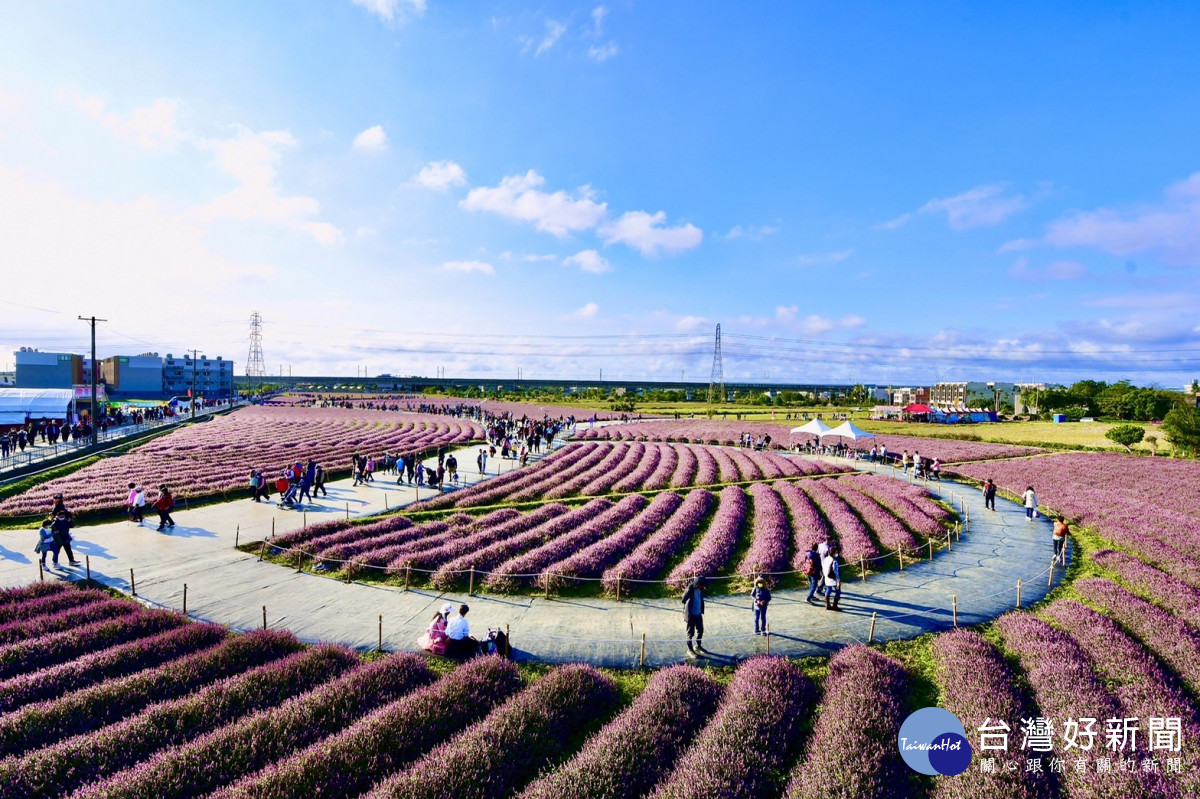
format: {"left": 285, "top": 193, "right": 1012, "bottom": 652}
{"left": 352, "top": 454, "right": 363, "bottom": 486}
{"left": 682, "top": 575, "right": 707, "bottom": 656}
{"left": 931, "top": 458, "right": 941, "bottom": 481}
{"left": 125, "top": 483, "right": 143, "bottom": 524}
{"left": 51, "top": 509, "right": 80, "bottom": 567}
{"left": 1052, "top": 516, "right": 1070, "bottom": 565}
{"left": 751, "top": 577, "right": 771, "bottom": 635}
{"left": 802, "top": 542, "right": 822, "bottom": 603}
{"left": 982, "top": 478, "right": 997, "bottom": 511}
{"left": 822, "top": 545, "right": 842, "bottom": 611}
{"left": 314, "top": 464, "right": 327, "bottom": 497}
{"left": 901, "top": 451, "right": 910, "bottom": 473}
{"left": 1022, "top": 486, "right": 1038, "bottom": 520}
{"left": 154, "top": 486, "right": 176, "bottom": 531}
{"left": 446, "top": 453, "right": 458, "bottom": 484}
{"left": 35, "top": 518, "right": 58, "bottom": 569}
{"left": 477, "top": 447, "right": 488, "bottom": 475}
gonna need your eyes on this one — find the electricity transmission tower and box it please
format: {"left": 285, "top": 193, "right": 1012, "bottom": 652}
{"left": 707, "top": 323, "right": 725, "bottom": 404}
{"left": 246, "top": 311, "right": 266, "bottom": 389}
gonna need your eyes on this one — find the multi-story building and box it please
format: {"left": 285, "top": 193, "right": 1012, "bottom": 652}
{"left": 14, "top": 349, "right": 87, "bottom": 389}
{"left": 929, "top": 381, "right": 1015, "bottom": 411}
{"left": 100, "top": 354, "right": 164, "bottom": 396}
{"left": 162, "top": 354, "right": 234, "bottom": 398}
{"left": 1014, "top": 383, "right": 1046, "bottom": 416}
{"left": 891, "top": 387, "right": 930, "bottom": 406}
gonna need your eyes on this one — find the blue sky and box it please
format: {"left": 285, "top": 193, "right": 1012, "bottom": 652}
{"left": 2, "top": 1, "right": 1199, "bottom": 386}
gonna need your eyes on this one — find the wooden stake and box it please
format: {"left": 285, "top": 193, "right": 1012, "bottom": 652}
{"left": 947, "top": 530, "right": 952, "bottom": 552}
{"left": 295, "top": 548, "right": 302, "bottom": 572}
{"left": 345, "top": 502, "right": 350, "bottom": 521}
{"left": 952, "top": 595, "right": 958, "bottom": 628}
{"left": 86, "top": 555, "right": 91, "bottom": 581}
{"left": 262, "top": 605, "right": 267, "bottom": 630}
{"left": 271, "top": 517, "right": 275, "bottom": 538}
{"left": 640, "top": 632, "right": 646, "bottom": 668}
{"left": 869, "top": 611, "right": 877, "bottom": 643}
{"left": 860, "top": 555, "right": 866, "bottom": 582}
{"left": 469, "top": 566, "right": 475, "bottom": 596}
{"left": 897, "top": 549, "right": 903, "bottom": 570}
{"left": 1048, "top": 560, "right": 1055, "bottom": 587}
{"left": 183, "top": 583, "right": 188, "bottom": 617}
{"left": 1016, "top": 579, "right": 1022, "bottom": 609}
{"left": 404, "top": 565, "right": 411, "bottom": 592}
{"left": 303, "top": 510, "right": 307, "bottom": 529}
{"left": 130, "top": 568, "right": 136, "bottom": 596}
{"left": 766, "top": 623, "right": 771, "bottom": 655}
{"left": 544, "top": 573, "right": 550, "bottom": 599}
{"left": 616, "top": 573, "right": 622, "bottom": 601}
{"left": 378, "top": 614, "right": 383, "bottom": 652}
{"left": 929, "top": 539, "right": 934, "bottom": 561}
{"left": 38, "top": 560, "right": 44, "bottom": 582}
{"left": 235, "top": 524, "right": 240, "bottom": 548}
{"left": 385, "top": 493, "right": 388, "bottom": 510}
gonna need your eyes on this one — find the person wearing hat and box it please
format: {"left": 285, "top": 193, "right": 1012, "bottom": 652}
{"left": 417, "top": 604, "right": 451, "bottom": 655}
{"left": 50, "top": 509, "right": 80, "bottom": 568}
{"left": 751, "top": 576, "right": 772, "bottom": 635}
{"left": 682, "top": 575, "right": 707, "bottom": 656}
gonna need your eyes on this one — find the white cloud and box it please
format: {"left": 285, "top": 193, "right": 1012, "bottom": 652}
{"left": 590, "top": 6, "right": 608, "bottom": 35}
{"left": 352, "top": 0, "right": 425, "bottom": 23}
{"left": 598, "top": 210, "right": 702, "bottom": 256}
{"left": 1034, "top": 172, "right": 1200, "bottom": 267}
{"left": 796, "top": 249, "right": 852, "bottom": 265}
{"left": 566, "top": 301, "right": 599, "bottom": 320}
{"left": 411, "top": 160, "right": 467, "bottom": 192}
{"left": 536, "top": 20, "right": 566, "bottom": 56}
{"left": 725, "top": 224, "right": 779, "bottom": 240}
{"left": 352, "top": 125, "right": 387, "bottom": 151}
{"left": 60, "top": 90, "right": 184, "bottom": 151}
{"left": 675, "top": 315, "right": 708, "bottom": 331}
{"left": 1008, "top": 257, "right": 1087, "bottom": 281}
{"left": 354, "top": 226, "right": 378, "bottom": 240}
{"left": 776, "top": 306, "right": 866, "bottom": 334}
{"left": 442, "top": 260, "right": 494, "bottom": 275}
{"left": 882, "top": 184, "right": 1027, "bottom": 231}
{"left": 563, "top": 249, "right": 611, "bottom": 274}
{"left": 588, "top": 42, "right": 620, "bottom": 62}
{"left": 187, "top": 126, "right": 344, "bottom": 245}
{"left": 461, "top": 170, "right": 606, "bottom": 236}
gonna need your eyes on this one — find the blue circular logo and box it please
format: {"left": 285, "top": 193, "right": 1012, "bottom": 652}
{"left": 897, "top": 707, "right": 973, "bottom": 776}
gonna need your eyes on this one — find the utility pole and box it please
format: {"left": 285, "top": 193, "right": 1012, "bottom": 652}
{"left": 77, "top": 315, "right": 107, "bottom": 445}
{"left": 188, "top": 349, "right": 199, "bottom": 419}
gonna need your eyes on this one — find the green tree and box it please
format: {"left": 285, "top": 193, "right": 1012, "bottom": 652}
{"left": 1162, "top": 405, "right": 1200, "bottom": 457}
{"left": 1104, "top": 424, "right": 1145, "bottom": 452}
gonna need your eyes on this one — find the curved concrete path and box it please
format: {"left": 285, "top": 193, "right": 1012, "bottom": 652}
{"left": 0, "top": 451, "right": 1067, "bottom": 668}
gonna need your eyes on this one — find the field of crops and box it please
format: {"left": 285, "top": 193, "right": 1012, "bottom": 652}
{"left": 1, "top": 576, "right": 1196, "bottom": 798}
{"left": 264, "top": 469, "right": 953, "bottom": 594}
{"left": 0, "top": 407, "right": 483, "bottom": 519}
{"left": 573, "top": 420, "right": 1046, "bottom": 462}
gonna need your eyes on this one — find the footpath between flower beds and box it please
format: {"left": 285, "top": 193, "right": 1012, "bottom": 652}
{"left": 0, "top": 447, "right": 1067, "bottom": 668}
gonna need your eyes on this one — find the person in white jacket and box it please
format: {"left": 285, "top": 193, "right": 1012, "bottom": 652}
{"left": 1022, "top": 486, "right": 1038, "bottom": 521}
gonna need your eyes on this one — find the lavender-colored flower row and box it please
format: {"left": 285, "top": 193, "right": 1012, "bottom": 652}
{"left": 693, "top": 445, "right": 720, "bottom": 485}
{"left": 429, "top": 499, "right": 614, "bottom": 590}
{"left": 1074, "top": 577, "right": 1200, "bottom": 698}
{"left": 708, "top": 446, "right": 739, "bottom": 483}
{"left": 0, "top": 608, "right": 182, "bottom": 683}
{"left": 487, "top": 494, "right": 649, "bottom": 592}
{"left": 0, "top": 586, "right": 102, "bottom": 626}
{"left": 775, "top": 481, "right": 831, "bottom": 570}
{"left": 603, "top": 489, "right": 715, "bottom": 590}
{"left": 367, "top": 664, "right": 619, "bottom": 799}
{"left": 667, "top": 486, "right": 748, "bottom": 589}
{"left": 737, "top": 483, "right": 791, "bottom": 578}
{"left": 929, "top": 629, "right": 1045, "bottom": 799}
{"left": 580, "top": 442, "right": 646, "bottom": 495}
{"left": 326, "top": 520, "right": 457, "bottom": 574}
{"left": 640, "top": 441, "right": 679, "bottom": 490}
{"left": 1091, "top": 549, "right": 1200, "bottom": 621}
{"left": 544, "top": 443, "right": 631, "bottom": 500}
{"left": 0, "top": 405, "right": 483, "bottom": 517}
{"left": 390, "top": 504, "right": 569, "bottom": 575}
{"left": 796, "top": 479, "right": 879, "bottom": 563}
{"left": 787, "top": 645, "right": 914, "bottom": 799}
{"left": 0, "top": 623, "right": 225, "bottom": 717}
{"left": 522, "top": 665, "right": 722, "bottom": 799}
{"left": 546, "top": 491, "right": 684, "bottom": 584}
{"left": 725, "top": 447, "right": 763, "bottom": 481}
{"left": 995, "top": 611, "right": 1153, "bottom": 798}
{"left": 0, "top": 628, "right": 301, "bottom": 759}
{"left": 0, "top": 581, "right": 68, "bottom": 607}
{"left": 847, "top": 474, "right": 947, "bottom": 536}
{"left": 496, "top": 442, "right": 617, "bottom": 504}
{"left": 669, "top": 444, "right": 699, "bottom": 487}
{"left": 1042, "top": 599, "right": 1199, "bottom": 797}
{"left": 612, "top": 442, "right": 662, "bottom": 493}
{"left": 78, "top": 653, "right": 435, "bottom": 799}
{"left": 0, "top": 598, "right": 138, "bottom": 647}
{"left": 823, "top": 478, "right": 918, "bottom": 553}
{"left": 0, "top": 644, "right": 357, "bottom": 799}
{"left": 275, "top": 514, "right": 413, "bottom": 554}
{"left": 653, "top": 656, "right": 815, "bottom": 799}
{"left": 215, "top": 657, "right": 522, "bottom": 799}
{"left": 407, "top": 442, "right": 586, "bottom": 511}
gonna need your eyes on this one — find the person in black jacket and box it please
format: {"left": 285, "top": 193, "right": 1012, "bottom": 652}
{"left": 682, "top": 575, "right": 707, "bottom": 656}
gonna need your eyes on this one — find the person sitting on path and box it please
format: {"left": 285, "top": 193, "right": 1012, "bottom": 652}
{"left": 983, "top": 478, "right": 997, "bottom": 511}
{"left": 802, "top": 542, "right": 823, "bottom": 604}
{"left": 1052, "top": 516, "right": 1070, "bottom": 566}
{"left": 822, "top": 545, "right": 842, "bottom": 611}
{"left": 445, "top": 603, "right": 478, "bottom": 659}
{"left": 417, "top": 605, "right": 451, "bottom": 655}
{"left": 154, "top": 485, "right": 176, "bottom": 531}
{"left": 1022, "top": 486, "right": 1038, "bottom": 520}
{"left": 682, "top": 575, "right": 707, "bottom": 656}
{"left": 751, "top": 576, "right": 771, "bottom": 635}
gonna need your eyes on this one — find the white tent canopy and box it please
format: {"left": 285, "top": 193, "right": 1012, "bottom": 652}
{"left": 0, "top": 388, "right": 75, "bottom": 426}
{"left": 819, "top": 420, "right": 876, "bottom": 442}
{"left": 790, "top": 418, "right": 833, "bottom": 437}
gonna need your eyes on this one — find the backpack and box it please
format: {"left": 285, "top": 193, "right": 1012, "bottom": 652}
{"left": 801, "top": 552, "right": 817, "bottom": 576}
{"left": 482, "top": 627, "right": 511, "bottom": 659}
